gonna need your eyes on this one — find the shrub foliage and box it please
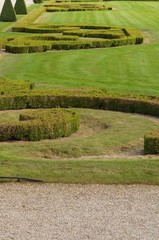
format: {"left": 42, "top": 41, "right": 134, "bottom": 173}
{"left": 44, "top": 2, "right": 112, "bottom": 12}
{"left": 1, "top": 79, "right": 159, "bottom": 152}
{"left": 144, "top": 133, "right": 159, "bottom": 154}
{"left": 14, "top": 0, "right": 27, "bottom": 15}
{"left": 5, "top": 24, "right": 143, "bottom": 53}
{"left": 0, "top": 108, "right": 79, "bottom": 141}
{"left": 0, "top": 0, "right": 16, "bottom": 22}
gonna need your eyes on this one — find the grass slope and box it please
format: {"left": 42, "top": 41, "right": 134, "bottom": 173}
{"left": 1, "top": 158, "right": 159, "bottom": 184}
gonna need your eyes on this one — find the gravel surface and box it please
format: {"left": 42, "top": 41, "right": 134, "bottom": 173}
{"left": 0, "top": 184, "right": 159, "bottom": 240}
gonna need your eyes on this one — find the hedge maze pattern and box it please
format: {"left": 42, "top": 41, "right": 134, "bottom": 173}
{"left": 5, "top": 24, "right": 143, "bottom": 53}
{"left": 0, "top": 79, "right": 159, "bottom": 152}
{"left": 1, "top": 1, "right": 156, "bottom": 154}
{"left": 0, "top": 0, "right": 143, "bottom": 53}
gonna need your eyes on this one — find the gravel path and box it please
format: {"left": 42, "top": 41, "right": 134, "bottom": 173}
{"left": 0, "top": 184, "right": 159, "bottom": 240}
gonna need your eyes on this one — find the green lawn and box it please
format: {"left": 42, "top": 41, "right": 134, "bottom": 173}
{"left": 1, "top": 44, "right": 159, "bottom": 96}
{"left": 35, "top": 1, "right": 159, "bottom": 42}
{"left": 0, "top": 108, "right": 158, "bottom": 160}
{"left": 1, "top": 2, "right": 159, "bottom": 96}
{"left": 1, "top": 158, "right": 159, "bottom": 184}
{"left": 1, "top": 1, "right": 159, "bottom": 184}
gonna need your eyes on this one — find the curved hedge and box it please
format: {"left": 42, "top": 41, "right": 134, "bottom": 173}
{"left": 0, "top": 79, "right": 159, "bottom": 152}
{"left": 5, "top": 24, "right": 143, "bottom": 53}
{"left": 0, "top": 108, "right": 79, "bottom": 141}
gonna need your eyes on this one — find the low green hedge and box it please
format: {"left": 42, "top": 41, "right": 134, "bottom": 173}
{"left": 144, "top": 133, "right": 159, "bottom": 154}
{"left": 5, "top": 37, "right": 141, "bottom": 53}
{"left": 46, "top": 6, "right": 112, "bottom": 12}
{"left": 0, "top": 108, "right": 79, "bottom": 141}
{"left": 5, "top": 42, "right": 51, "bottom": 53}
{"left": 1, "top": 79, "right": 159, "bottom": 152}
{"left": 0, "top": 79, "right": 159, "bottom": 118}
{"left": 6, "top": 25, "right": 143, "bottom": 53}
{"left": 63, "top": 29, "right": 125, "bottom": 39}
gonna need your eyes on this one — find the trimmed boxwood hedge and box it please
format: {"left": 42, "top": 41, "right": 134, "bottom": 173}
{"left": 5, "top": 25, "right": 143, "bottom": 53}
{"left": 144, "top": 133, "right": 159, "bottom": 154}
{"left": 0, "top": 108, "right": 79, "bottom": 141}
{"left": 0, "top": 79, "right": 159, "bottom": 116}
{"left": 1, "top": 79, "right": 159, "bottom": 152}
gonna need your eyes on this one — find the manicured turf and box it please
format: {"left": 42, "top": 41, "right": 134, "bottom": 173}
{"left": 0, "top": 158, "right": 159, "bottom": 184}
{"left": 1, "top": 2, "right": 159, "bottom": 96}
{"left": 1, "top": 1, "right": 159, "bottom": 184}
{"left": 1, "top": 44, "right": 159, "bottom": 96}
{"left": 35, "top": 1, "right": 159, "bottom": 42}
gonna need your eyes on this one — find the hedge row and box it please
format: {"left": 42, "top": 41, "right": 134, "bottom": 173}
{"left": 1, "top": 79, "right": 159, "bottom": 152}
{"left": 46, "top": 7, "right": 112, "bottom": 12}
{"left": 45, "top": 3, "right": 112, "bottom": 12}
{"left": 0, "top": 108, "right": 79, "bottom": 141}
{"left": 63, "top": 29, "right": 125, "bottom": 39}
{"left": 18, "top": 24, "right": 125, "bottom": 32}
{"left": 5, "top": 37, "right": 142, "bottom": 53}
{"left": 0, "top": 82, "right": 159, "bottom": 117}
{"left": 6, "top": 25, "right": 143, "bottom": 53}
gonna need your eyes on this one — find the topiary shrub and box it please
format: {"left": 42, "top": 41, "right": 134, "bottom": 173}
{"left": 14, "top": 0, "right": 27, "bottom": 15}
{"left": 0, "top": 0, "right": 17, "bottom": 22}
{"left": 0, "top": 108, "right": 79, "bottom": 141}
{"left": 144, "top": 132, "right": 159, "bottom": 154}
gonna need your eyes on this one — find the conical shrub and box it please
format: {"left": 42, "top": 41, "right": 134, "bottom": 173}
{"left": 0, "top": 0, "right": 17, "bottom": 22}
{"left": 14, "top": 0, "right": 27, "bottom": 15}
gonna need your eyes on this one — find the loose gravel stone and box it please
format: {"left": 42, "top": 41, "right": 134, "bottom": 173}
{"left": 0, "top": 184, "right": 159, "bottom": 240}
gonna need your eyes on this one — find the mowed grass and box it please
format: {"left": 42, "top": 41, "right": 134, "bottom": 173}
{"left": 1, "top": 2, "right": 159, "bottom": 184}
{"left": 0, "top": 2, "right": 159, "bottom": 96}
{"left": 36, "top": 1, "right": 159, "bottom": 42}
{"left": 0, "top": 109, "right": 158, "bottom": 160}
{"left": 1, "top": 158, "right": 159, "bottom": 184}
{"left": 0, "top": 109, "right": 158, "bottom": 184}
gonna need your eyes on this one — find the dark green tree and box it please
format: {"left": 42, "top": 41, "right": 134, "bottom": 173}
{"left": 14, "top": 0, "right": 27, "bottom": 15}
{"left": 0, "top": 0, "right": 17, "bottom": 22}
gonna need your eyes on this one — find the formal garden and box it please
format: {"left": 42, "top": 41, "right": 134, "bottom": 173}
{"left": 0, "top": 0, "right": 159, "bottom": 183}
